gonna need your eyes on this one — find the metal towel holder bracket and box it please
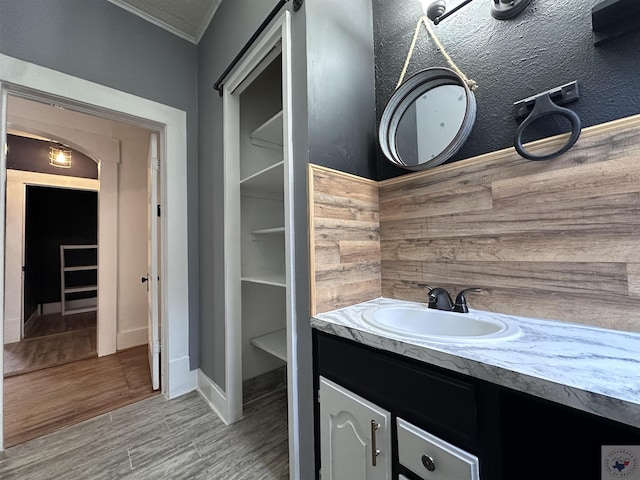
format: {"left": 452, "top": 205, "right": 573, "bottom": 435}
{"left": 513, "top": 81, "right": 581, "bottom": 161}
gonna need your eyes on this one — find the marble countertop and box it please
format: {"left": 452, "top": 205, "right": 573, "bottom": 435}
{"left": 311, "top": 297, "right": 640, "bottom": 429}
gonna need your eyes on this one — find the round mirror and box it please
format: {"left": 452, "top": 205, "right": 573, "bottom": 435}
{"left": 379, "top": 68, "right": 476, "bottom": 171}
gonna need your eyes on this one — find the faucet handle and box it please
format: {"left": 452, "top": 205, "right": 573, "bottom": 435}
{"left": 453, "top": 288, "right": 482, "bottom": 313}
{"left": 427, "top": 287, "right": 454, "bottom": 310}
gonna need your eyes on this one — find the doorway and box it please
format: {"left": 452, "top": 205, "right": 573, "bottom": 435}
{"left": 2, "top": 104, "right": 161, "bottom": 447}
{"left": 0, "top": 52, "right": 193, "bottom": 451}
{"left": 5, "top": 184, "right": 99, "bottom": 378}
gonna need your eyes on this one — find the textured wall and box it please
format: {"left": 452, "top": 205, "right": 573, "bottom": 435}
{"left": 374, "top": 0, "right": 640, "bottom": 180}
{"left": 306, "top": 0, "right": 378, "bottom": 179}
{"left": 0, "top": 0, "right": 200, "bottom": 367}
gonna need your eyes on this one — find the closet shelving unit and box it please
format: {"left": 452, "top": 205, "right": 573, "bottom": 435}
{"left": 239, "top": 60, "right": 289, "bottom": 381}
{"left": 60, "top": 244, "right": 98, "bottom": 316}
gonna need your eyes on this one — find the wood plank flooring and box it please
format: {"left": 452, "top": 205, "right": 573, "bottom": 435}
{"left": 0, "top": 389, "right": 289, "bottom": 479}
{"left": 24, "top": 311, "right": 97, "bottom": 339}
{"left": 4, "top": 312, "right": 97, "bottom": 377}
{"left": 3, "top": 345, "right": 157, "bottom": 448}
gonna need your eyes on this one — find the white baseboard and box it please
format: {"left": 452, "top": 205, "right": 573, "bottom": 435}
{"left": 3, "top": 316, "right": 21, "bottom": 344}
{"left": 116, "top": 327, "right": 147, "bottom": 350}
{"left": 166, "top": 355, "right": 197, "bottom": 399}
{"left": 197, "top": 369, "right": 231, "bottom": 425}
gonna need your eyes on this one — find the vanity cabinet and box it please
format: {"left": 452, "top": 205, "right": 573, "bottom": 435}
{"left": 319, "top": 377, "right": 392, "bottom": 480}
{"left": 313, "top": 330, "right": 640, "bottom": 480}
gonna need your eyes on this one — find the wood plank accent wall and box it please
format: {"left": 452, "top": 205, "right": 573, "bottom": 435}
{"left": 309, "top": 165, "right": 381, "bottom": 315}
{"left": 379, "top": 115, "right": 640, "bottom": 332}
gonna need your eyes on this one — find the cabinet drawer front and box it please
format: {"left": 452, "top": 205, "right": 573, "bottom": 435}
{"left": 397, "top": 418, "right": 480, "bottom": 480}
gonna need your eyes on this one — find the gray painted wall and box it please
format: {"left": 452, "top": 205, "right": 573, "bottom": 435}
{"left": 0, "top": 0, "right": 200, "bottom": 367}
{"left": 374, "top": 0, "right": 640, "bottom": 180}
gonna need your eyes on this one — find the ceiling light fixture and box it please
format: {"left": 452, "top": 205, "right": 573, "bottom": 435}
{"left": 49, "top": 142, "right": 72, "bottom": 168}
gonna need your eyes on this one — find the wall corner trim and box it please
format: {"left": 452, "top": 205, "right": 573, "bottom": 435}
{"left": 197, "top": 369, "right": 232, "bottom": 425}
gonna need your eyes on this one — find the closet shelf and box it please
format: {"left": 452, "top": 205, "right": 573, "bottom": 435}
{"left": 61, "top": 244, "right": 98, "bottom": 250}
{"left": 64, "top": 285, "right": 98, "bottom": 294}
{"left": 64, "top": 265, "right": 98, "bottom": 272}
{"left": 251, "top": 227, "right": 285, "bottom": 238}
{"left": 250, "top": 111, "right": 283, "bottom": 150}
{"left": 60, "top": 244, "right": 98, "bottom": 316}
{"left": 241, "top": 273, "right": 286, "bottom": 288}
{"left": 250, "top": 328, "right": 287, "bottom": 362}
{"left": 240, "top": 160, "right": 284, "bottom": 195}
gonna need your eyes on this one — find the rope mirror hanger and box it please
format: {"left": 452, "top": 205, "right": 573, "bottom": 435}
{"left": 379, "top": 16, "right": 478, "bottom": 171}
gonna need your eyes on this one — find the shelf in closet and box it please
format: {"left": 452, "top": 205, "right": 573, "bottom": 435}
{"left": 241, "top": 273, "right": 286, "bottom": 288}
{"left": 240, "top": 161, "right": 284, "bottom": 195}
{"left": 60, "top": 244, "right": 98, "bottom": 316}
{"left": 250, "top": 328, "right": 287, "bottom": 362}
{"left": 251, "top": 227, "right": 285, "bottom": 239}
{"left": 63, "top": 265, "right": 98, "bottom": 272}
{"left": 64, "top": 285, "right": 98, "bottom": 294}
{"left": 250, "top": 111, "right": 283, "bottom": 150}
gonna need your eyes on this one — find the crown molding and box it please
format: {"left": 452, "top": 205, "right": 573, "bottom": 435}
{"left": 106, "top": 0, "right": 198, "bottom": 44}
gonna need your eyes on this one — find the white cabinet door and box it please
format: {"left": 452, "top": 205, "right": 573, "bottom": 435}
{"left": 319, "top": 376, "right": 392, "bottom": 480}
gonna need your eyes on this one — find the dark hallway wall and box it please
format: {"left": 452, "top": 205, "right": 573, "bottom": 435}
{"left": 374, "top": 0, "right": 640, "bottom": 180}
{"left": 24, "top": 187, "right": 98, "bottom": 320}
{"left": 7, "top": 135, "right": 98, "bottom": 179}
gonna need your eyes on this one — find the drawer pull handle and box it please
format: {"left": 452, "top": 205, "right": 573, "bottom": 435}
{"left": 422, "top": 454, "right": 436, "bottom": 472}
{"left": 371, "top": 420, "right": 381, "bottom": 466}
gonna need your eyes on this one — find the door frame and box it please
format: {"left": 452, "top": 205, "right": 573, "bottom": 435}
{"left": 147, "top": 132, "right": 161, "bottom": 391}
{"left": 4, "top": 170, "right": 99, "bottom": 344}
{"left": 221, "top": 10, "right": 300, "bottom": 479}
{"left": 0, "top": 53, "right": 196, "bottom": 451}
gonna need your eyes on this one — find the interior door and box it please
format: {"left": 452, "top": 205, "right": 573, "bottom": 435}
{"left": 147, "top": 133, "right": 160, "bottom": 390}
{"left": 1, "top": 86, "right": 7, "bottom": 450}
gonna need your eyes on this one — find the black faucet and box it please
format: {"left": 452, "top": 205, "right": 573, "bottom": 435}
{"left": 427, "top": 287, "right": 481, "bottom": 313}
{"left": 427, "top": 287, "right": 454, "bottom": 311}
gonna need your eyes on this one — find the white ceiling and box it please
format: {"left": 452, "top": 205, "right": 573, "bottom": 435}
{"left": 107, "top": 0, "right": 222, "bottom": 44}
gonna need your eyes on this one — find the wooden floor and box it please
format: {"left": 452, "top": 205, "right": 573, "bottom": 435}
{"left": 4, "top": 312, "right": 97, "bottom": 377}
{"left": 0, "top": 389, "right": 289, "bottom": 479}
{"left": 3, "top": 345, "right": 157, "bottom": 448}
{"left": 24, "top": 311, "right": 96, "bottom": 339}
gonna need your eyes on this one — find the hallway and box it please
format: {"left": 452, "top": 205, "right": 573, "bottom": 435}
{"left": 3, "top": 345, "right": 156, "bottom": 447}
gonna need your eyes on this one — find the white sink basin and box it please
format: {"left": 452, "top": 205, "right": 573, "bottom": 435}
{"left": 361, "top": 304, "right": 520, "bottom": 342}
